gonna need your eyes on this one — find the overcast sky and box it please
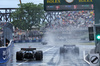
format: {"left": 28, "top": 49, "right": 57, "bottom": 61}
{"left": 0, "top": 0, "right": 43, "bottom": 8}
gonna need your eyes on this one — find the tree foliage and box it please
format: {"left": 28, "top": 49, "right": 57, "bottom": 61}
{"left": 11, "top": 3, "right": 44, "bottom": 30}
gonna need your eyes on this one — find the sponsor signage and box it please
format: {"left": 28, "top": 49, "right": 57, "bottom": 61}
{"left": 44, "top": 0, "right": 94, "bottom": 11}
{"left": 44, "top": 0, "right": 100, "bottom": 24}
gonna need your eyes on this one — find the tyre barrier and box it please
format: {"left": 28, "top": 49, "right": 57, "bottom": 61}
{"left": 14, "top": 40, "right": 42, "bottom": 43}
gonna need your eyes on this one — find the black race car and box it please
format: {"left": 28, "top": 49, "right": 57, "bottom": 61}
{"left": 41, "top": 40, "right": 48, "bottom": 45}
{"left": 16, "top": 48, "right": 43, "bottom": 61}
{"left": 60, "top": 45, "right": 79, "bottom": 55}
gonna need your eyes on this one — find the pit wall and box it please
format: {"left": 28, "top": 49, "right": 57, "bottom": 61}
{"left": 0, "top": 40, "right": 14, "bottom": 66}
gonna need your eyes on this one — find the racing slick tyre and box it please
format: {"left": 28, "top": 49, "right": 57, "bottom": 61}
{"left": 74, "top": 47, "right": 79, "bottom": 55}
{"left": 60, "top": 47, "right": 64, "bottom": 54}
{"left": 35, "top": 51, "right": 43, "bottom": 60}
{"left": 16, "top": 51, "right": 23, "bottom": 61}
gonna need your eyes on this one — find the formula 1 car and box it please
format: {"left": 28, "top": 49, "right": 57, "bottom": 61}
{"left": 60, "top": 45, "right": 79, "bottom": 55}
{"left": 41, "top": 40, "right": 48, "bottom": 45}
{"left": 16, "top": 48, "right": 43, "bottom": 61}
{"left": 41, "top": 41, "right": 47, "bottom": 45}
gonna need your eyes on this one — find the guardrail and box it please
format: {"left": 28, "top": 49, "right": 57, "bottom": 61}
{"left": 0, "top": 40, "right": 14, "bottom": 66}
{"left": 14, "top": 39, "right": 42, "bottom": 43}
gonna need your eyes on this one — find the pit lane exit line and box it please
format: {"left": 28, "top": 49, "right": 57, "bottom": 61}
{"left": 17, "top": 60, "right": 28, "bottom": 66}
{"left": 43, "top": 46, "right": 55, "bottom": 53}
{"left": 83, "top": 51, "right": 90, "bottom": 64}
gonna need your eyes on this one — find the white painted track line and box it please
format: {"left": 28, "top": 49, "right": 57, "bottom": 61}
{"left": 83, "top": 51, "right": 90, "bottom": 64}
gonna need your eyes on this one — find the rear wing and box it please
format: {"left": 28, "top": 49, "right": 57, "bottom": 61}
{"left": 63, "top": 45, "right": 76, "bottom": 47}
{"left": 21, "top": 48, "right": 36, "bottom": 51}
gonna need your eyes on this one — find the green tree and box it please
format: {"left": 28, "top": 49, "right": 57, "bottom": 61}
{"left": 11, "top": 3, "right": 44, "bottom": 30}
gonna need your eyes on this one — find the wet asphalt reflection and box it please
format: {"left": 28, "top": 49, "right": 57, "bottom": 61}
{"left": 11, "top": 43, "right": 94, "bottom": 66}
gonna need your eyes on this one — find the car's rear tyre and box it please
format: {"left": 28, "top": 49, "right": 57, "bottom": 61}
{"left": 60, "top": 47, "right": 64, "bottom": 54}
{"left": 16, "top": 51, "right": 23, "bottom": 61}
{"left": 35, "top": 51, "right": 43, "bottom": 60}
{"left": 74, "top": 47, "right": 79, "bottom": 55}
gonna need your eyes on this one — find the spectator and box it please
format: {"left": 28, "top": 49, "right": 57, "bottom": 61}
{"left": 0, "top": 38, "right": 2, "bottom": 47}
{"left": 6, "top": 38, "right": 10, "bottom": 46}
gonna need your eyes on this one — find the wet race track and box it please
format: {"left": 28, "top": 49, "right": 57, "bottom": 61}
{"left": 11, "top": 42, "right": 95, "bottom": 66}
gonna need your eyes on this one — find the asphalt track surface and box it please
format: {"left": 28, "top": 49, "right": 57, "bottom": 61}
{"left": 10, "top": 42, "right": 95, "bottom": 66}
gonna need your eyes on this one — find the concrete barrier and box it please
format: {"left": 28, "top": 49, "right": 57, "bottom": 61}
{"left": 14, "top": 39, "right": 42, "bottom": 43}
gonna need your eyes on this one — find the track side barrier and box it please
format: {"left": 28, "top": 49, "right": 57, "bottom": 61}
{"left": 14, "top": 39, "right": 42, "bottom": 43}
{"left": 0, "top": 40, "right": 14, "bottom": 66}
